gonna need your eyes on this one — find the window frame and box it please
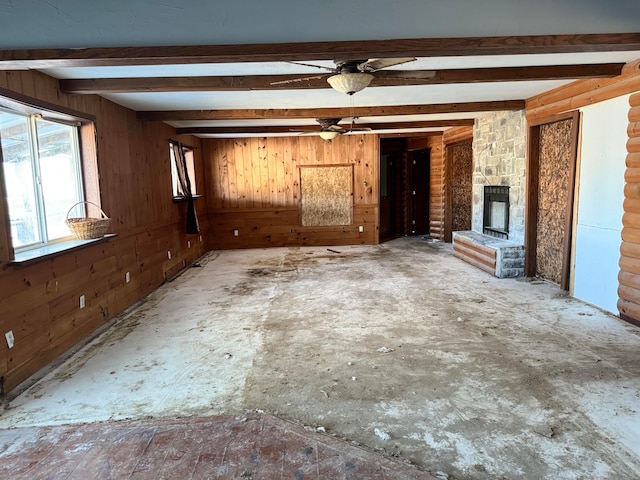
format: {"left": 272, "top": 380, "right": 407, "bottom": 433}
{"left": 0, "top": 87, "right": 100, "bottom": 262}
{"left": 1, "top": 108, "right": 86, "bottom": 252}
{"left": 169, "top": 141, "right": 197, "bottom": 199}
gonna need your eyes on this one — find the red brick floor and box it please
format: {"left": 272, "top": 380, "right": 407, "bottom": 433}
{"left": 0, "top": 414, "right": 437, "bottom": 479}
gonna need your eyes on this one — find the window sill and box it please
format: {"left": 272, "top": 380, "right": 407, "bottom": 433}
{"left": 172, "top": 194, "right": 202, "bottom": 203}
{"left": 10, "top": 234, "right": 117, "bottom": 266}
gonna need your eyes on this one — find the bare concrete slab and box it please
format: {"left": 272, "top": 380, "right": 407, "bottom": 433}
{"left": 2, "top": 238, "right": 640, "bottom": 479}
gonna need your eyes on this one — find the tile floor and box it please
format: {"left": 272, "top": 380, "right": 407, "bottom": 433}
{"left": 0, "top": 414, "right": 437, "bottom": 479}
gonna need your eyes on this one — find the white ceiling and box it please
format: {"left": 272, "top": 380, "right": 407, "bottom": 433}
{"left": 2, "top": 1, "right": 640, "bottom": 48}
{"left": 2, "top": 1, "right": 640, "bottom": 137}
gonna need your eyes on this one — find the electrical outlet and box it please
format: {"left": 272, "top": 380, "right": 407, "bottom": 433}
{"left": 125, "top": 271, "right": 130, "bottom": 283}
{"left": 5, "top": 330, "right": 14, "bottom": 349}
{"left": 79, "top": 295, "right": 85, "bottom": 309}
{"left": 167, "top": 250, "right": 172, "bottom": 259}
{"left": 199, "top": 235, "right": 203, "bottom": 242}
{"left": 187, "top": 240, "right": 191, "bottom": 248}
{"left": 233, "top": 229, "right": 239, "bottom": 237}
{"left": 358, "top": 225, "right": 364, "bottom": 233}
{"left": 183, "top": 259, "right": 187, "bottom": 267}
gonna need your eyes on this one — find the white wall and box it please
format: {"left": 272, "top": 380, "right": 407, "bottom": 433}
{"left": 572, "top": 95, "right": 630, "bottom": 314}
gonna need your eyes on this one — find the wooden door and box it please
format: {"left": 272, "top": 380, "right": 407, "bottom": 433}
{"left": 409, "top": 148, "right": 430, "bottom": 235}
{"left": 445, "top": 140, "right": 473, "bottom": 242}
{"left": 526, "top": 112, "right": 579, "bottom": 289}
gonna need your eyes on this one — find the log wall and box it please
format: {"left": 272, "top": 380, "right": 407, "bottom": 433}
{"left": 0, "top": 70, "right": 208, "bottom": 395}
{"left": 619, "top": 92, "right": 640, "bottom": 324}
{"left": 203, "top": 135, "right": 378, "bottom": 248}
{"left": 526, "top": 60, "right": 640, "bottom": 121}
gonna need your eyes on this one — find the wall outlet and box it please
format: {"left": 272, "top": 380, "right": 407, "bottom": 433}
{"left": 187, "top": 240, "right": 191, "bottom": 248}
{"left": 167, "top": 250, "right": 172, "bottom": 259}
{"left": 5, "top": 330, "right": 14, "bottom": 349}
{"left": 125, "top": 271, "right": 130, "bottom": 283}
{"left": 358, "top": 225, "right": 364, "bottom": 233}
{"left": 79, "top": 295, "right": 85, "bottom": 309}
{"left": 233, "top": 229, "right": 239, "bottom": 237}
{"left": 199, "top": 235, "right": 203, "bottom": 242}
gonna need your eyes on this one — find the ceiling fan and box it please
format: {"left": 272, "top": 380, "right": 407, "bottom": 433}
{"left": 292, "top": 118, "right": 371, "bottom": 140}
{"left": 272, "top": 58, "right": 435, "bottom": 95}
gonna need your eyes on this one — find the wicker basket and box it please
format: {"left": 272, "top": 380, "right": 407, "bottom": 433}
{"left": 65, "top": 201, "right": 111, "bottom": 240}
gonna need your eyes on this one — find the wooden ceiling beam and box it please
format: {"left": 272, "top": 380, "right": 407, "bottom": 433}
{"left": 379, "top": 131, "right": 444, "bottom": 139}
{"left": 60, "top": 63, "right": 625, "bottom": 93}
{"left": 138, "top": 101, "right": 525, "bottom": 121}
{"left": 175, "top": 119, "right": 475, "bottom": 135}
{"left": 1, "top": 33, "right": 639, "bottom": 69}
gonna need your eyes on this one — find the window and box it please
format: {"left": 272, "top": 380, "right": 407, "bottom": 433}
{"left": 169, "top": 143, "right": 196, "bottom": 198}
{"left": 1, "top": 108, "right": 84, "bottom": 252}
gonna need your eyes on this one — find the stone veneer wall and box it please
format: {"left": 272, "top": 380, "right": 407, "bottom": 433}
{"left": 472, "top": 110, "right": 527, "bottom": 245}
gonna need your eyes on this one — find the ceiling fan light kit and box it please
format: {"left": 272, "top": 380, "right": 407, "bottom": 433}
{"left": 319, "top": 130, "right": 341, "bottom": 141}
{"left": 327, "top": 72, "right": 374, "bottom": 95}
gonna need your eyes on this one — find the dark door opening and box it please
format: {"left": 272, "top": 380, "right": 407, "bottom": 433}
{"left": 379, "top": 138, "right": 430, "bottom": 240}
{"left": 409, "top": 148, "right": 430, "bottom": 236}
{"left": 379, "top": 152, "right": 397, "bottom": 239}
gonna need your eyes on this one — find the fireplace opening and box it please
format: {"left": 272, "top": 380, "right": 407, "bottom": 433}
{"left": 483, "top": 185, "right": 510, "bottom": 239}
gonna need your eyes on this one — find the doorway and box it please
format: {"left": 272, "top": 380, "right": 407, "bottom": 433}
{"left": 379, "top": 138, "right": 430, "bottom": 239}
{"left": 525, "top": 112, "right": 580, "bottom": 290}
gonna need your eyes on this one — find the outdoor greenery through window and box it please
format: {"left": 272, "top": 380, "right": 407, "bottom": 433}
{"left": 0, "top": 108, "right": 84, "bottom": 252}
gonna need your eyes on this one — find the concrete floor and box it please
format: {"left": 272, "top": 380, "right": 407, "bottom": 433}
{"left": 1, "top": 237, "right": 640, "bottom": 479}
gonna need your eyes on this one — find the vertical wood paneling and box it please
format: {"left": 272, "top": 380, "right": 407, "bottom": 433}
{"left": 0, "top": 70, "right": 210, "bottom": 395}
{"left": 203, "top": 134, "right": 379, "bottom": 248}
{"left": 282, "top": 137, "right": 292, "bottom": 206}
{"left": 234, "top": 139, "right": 247, "bottom": 208}
{"left": 619, "top": 93, "right": 640, "bottom": 324}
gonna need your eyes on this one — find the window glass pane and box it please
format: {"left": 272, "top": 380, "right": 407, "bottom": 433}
{"left": 170, "top": 146, "right": 181, "bottom": 197}
{"left": 0, "top": 111, "right": 40, "bottom": 247}
{"left": 170, "top": 144, "right": 196, "bottom": 197}
{"left": 185, "top": 150, "right": 196, "bottom": 195}
{"left": 36, "top": 119, "right": 83, "bottom": 240}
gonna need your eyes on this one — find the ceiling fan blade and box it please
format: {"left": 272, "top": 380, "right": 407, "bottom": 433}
{"left": 270, "top": 74, "right": 328, "bottom": 86}
{"left": 348, "top": 127, "right": 372, "bottom": 131}
{"left": 289, "top": 126, "right": 321, "bottom": 132}
{"left": 316, "top": 118, "right": 343, "bottom": 128}
{"left": 360, "top": 57, "right": 417, "bottom": 71}
{"left": 288, "top": 61, "right": 336, "bottom": 72}
{"left": 377, "top": 70, "right": 437, "bottom": 79}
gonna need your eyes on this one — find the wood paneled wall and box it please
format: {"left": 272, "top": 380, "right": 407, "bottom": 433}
{"left": 0, "top": 71, "right": 208, "bottom": 395}
{"left": 203, "top": 135, "right": 378, "bottom": 248}
{"left": 619, "top": 92, "right": 640, "bottom": 324}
